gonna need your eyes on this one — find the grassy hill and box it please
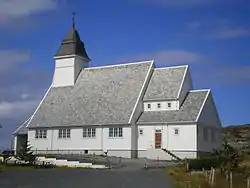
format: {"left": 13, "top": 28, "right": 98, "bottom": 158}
{"left": 223, "top": 124, "right": 250, "bottom": 149}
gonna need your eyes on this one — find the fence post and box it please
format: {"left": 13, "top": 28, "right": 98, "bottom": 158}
{"left": 230, "top": 171, "right": 233, "bottom": 188}
{"left": 209, "top": 167, "right": 212, "bottom": 185}
{"left": 247, "top": 177, "right": 250, "bottom": 188}
{"left": 226, "top": 171, "right": 229, "bottom": 181}
{"left": 211, "top": 167, "right": 215, "bottom": 186}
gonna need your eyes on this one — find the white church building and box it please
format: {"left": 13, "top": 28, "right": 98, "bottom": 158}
{"left": 13, "top": 23, "right": 222, "bottom": 160}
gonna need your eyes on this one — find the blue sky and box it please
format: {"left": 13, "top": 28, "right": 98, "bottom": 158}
{"left": 0, "top": 0, "right": 250, "bottom": 149}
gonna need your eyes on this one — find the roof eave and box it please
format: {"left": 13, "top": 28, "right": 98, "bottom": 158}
{"left": 143, "top": 98, "right": 178, "bottom": 102}
{"left": 53, "top": 54, "right": 90, "bottom": 62}
{"left": 136, "top": 121, "right": 197, "bottom": 125}
{"left": 195, "top": 89, "right": 211, "bottom": 122}
{"left": 28, "top": 123, "right": 131, "bottom": 129}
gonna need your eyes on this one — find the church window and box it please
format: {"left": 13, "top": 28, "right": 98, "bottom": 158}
{"left": 139, "top": 129, "right": 143, "bottom": 135}
{"left": 168, "top": 103, "right": 171, "bottom": 108}
{"left": 147, "top": 104, "right": 151, "bottom": 109}
{"left": 58, "top": 128, "right": 71, "bottom": 139}
{"left": 114, "top": 128, "right": 118, "bottom": 137}
{"left": 157, "top": 103, "right": 161, "bottom": 108}
{"left": 92, "top": 128, "right": 96, "bottom": 137}
{"left": 83, "top": 128, "right": 96, "bottom": 138}
{"left": 109, "top": 128, "right": 113, "bottom": 137}
{"left": 174, "top": 128, "right": 179, "bottom": 135}
{"left": 109, "top": 127, "right": 123, "bottom": 138}
{"left": 35, "top": 129, "right": 47, "bottom": 139}
{"left": 118, "top": 127, "right": 123, "bottom": 137}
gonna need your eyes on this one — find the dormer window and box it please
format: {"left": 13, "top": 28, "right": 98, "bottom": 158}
{"left": 157, "top": 103, "right": 161, "bottom": 108}
{"left": 168, "top": 103, "right": 171, "bottom": 108}
{"left": 147, "top": 104, "right": 151, "bottom": 109}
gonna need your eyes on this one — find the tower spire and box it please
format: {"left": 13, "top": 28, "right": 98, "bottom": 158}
{"left": 72, "top": 12, "right": 76, "bottom": 28}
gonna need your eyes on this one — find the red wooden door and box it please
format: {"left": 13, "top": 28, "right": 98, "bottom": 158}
{"left": 155, "top": 132, "right": 162, "bottom": 149}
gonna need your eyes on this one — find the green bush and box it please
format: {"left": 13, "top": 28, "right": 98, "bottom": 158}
{"left": 188, "top": 156, "right": 225, "bottom": 170}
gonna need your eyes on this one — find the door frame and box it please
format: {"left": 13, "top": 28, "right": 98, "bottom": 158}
{"left": 154, "top": 129, "right": 162, "bottom": 149}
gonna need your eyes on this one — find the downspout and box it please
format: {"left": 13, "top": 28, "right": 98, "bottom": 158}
{"left": 50, "top": 129, "right": 54, "bottom": 150}
{"left": 100, "top": 124, "right": 103, "bottom": 151}
{"left": 167, "top": 125, "right": 169, "bottom": 150}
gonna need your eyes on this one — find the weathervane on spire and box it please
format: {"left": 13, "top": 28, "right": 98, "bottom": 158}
{"left": 72, "top": 12, "right": 76, "bottom": 28}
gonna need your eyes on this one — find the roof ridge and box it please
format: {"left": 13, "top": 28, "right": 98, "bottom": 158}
{"left": 155, "top": 65, "right": 188, "bottom": 70}
{"left": 85, "top": 60, "right": 154, "bottom": 70}
{"left": 189, "top": 89, "right": 211, "bottom": 92}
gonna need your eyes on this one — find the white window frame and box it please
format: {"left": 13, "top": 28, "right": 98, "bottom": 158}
{"left": 174, "top": 128, "right": 179, "bottom": 135}
{"left": 109, "top": 127, "right": 123, "bottom": 138}
{"left": 58, "top": 128, "right": 71, "bottom": 139}
{"left": 168, "top": 103, "right": 171, "bottom": 108}
{"left": 35, "top": 129, "right": 47, "bottom": 139}
{"left": 157, "top": 103, "right": 161, "bottom": 108}
{"left": 83, "top": 128, "right": 96, "bottom": 138}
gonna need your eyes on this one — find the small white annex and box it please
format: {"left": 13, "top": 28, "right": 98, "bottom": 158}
{"left": 13, "top": 24, "right": 222, "bottom": 160}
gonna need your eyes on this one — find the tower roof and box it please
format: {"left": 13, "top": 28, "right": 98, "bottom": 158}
{"left": 55, "top": 26, "right": 90, "bottom": 61}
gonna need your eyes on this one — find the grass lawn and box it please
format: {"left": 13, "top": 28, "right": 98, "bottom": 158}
{"left": 166, "top": 164, "right": 250, "bottom": 188}
{"left": 0, "top": 164, "right": 35, "bottom": 171}
{"left": 166, "top": 166, "right": 211, "bottom": 188}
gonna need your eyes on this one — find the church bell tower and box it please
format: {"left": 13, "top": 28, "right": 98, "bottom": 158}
{"left": 52, "top": 14, "right": 90, "bottom": 87}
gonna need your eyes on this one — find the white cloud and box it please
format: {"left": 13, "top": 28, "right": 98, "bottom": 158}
{"left": 20, "top": 93, "right": 30, "bottom": 100}
{"left": 211, "top": 28, "right": 250, "bottom": 39}
{"left": 195, "top": 66, "right": 250, "bottom": 86}
{"left": 124, "top": 50, "right": 205, "bottom": 66}
{"left": 0, "top": 99, "right": 38, "bottom": 120}
{"left": 0, "top": 0, "right": 65, "bottom": 24}
{"left": 216, "top": 66, "right": 250, "bottom": 83}
{"left": 0, "top": 50, "right": 30, "bottom": 72}
{"left": 0, "top": 48, "right": 51, "bottom": 121}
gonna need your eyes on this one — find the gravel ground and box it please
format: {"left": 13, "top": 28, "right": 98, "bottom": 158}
{"left": 0, "top": 168, "right": 173, "bottom": 188}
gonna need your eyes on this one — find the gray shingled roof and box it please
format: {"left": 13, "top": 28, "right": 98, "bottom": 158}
{"left": 13, "top": 117, "right": 30, "bottom": 135}
{"left": 55, "top": 27, "right": 90, "bottom": 60}
{"left": 28, "top": 62, "right": 153, "bottom": 128}
{"left": 138, "top": 90, "right": 209, "bottom": 123}
{"left": 143, "top": 66, "right": 187, "bottom": 101}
